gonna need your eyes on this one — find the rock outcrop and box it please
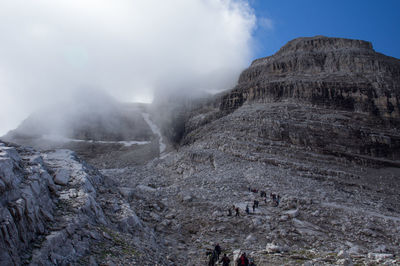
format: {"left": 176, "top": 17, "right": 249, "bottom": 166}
{"left": 0, "top": 143, "right": 56, "bottom": 265}
{"left": 0, "top": 141, "right": 167, "bottom": 265}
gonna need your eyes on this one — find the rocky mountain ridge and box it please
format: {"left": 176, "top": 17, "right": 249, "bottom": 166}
{"left": 221, "top": 36, "right": 400, "bottom": 120}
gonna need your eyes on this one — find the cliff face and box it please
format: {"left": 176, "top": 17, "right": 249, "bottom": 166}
{"left": 221, "top": 36, "right": 400, "bottom": 120}
{"left": 0, "top": 141, "right": 166, "bottom": 265}
{"left": 181, "top": 37, "right": 400, "bottom": 163}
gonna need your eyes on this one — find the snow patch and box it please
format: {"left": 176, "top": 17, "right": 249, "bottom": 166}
{"left": 141, "top": 112, "right": 166, "bottom": 155}
{"left": 42, "top": 135, "right": 150, "bottom": 147}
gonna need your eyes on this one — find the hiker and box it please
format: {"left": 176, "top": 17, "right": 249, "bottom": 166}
{"left": 208, "top": 249, "right": 218, "bottom": 266}
{"left": 228, "top": 208, "right": 232, "bottom": 216}
{"left": 276, "top": 194, "right": 281, "bottom": 207}
{"left": 214, "top": 243, "right": 221, "bottom": 260}
{"left": 252, "top": 203, "right": 255, "bottom": 213}
{"left": 206, "top": 251, "right": 214, "bottom": 266}
{"left": 245, "top": 204, "right": 250, "bottom": 214}
{"left": 237, "top": 252, "right": 249, "bottom": 266}
{"left": 254, "top": 200, "right": 259, "bottom": 208}
{"left": 235, "top": 207, "right": 240, "bottom": 217}
{"left": 270, "top": 193, "right": 276, "bottom": 201}
{"left": 249, "top": 257, "right": 256, "bottom": 266}
{"left": 220, "top": 254, "right": 231, "bottom": 266}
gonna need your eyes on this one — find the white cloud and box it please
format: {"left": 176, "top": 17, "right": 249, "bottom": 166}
{"left": 0, "top": 0, "right": 256, "bottom": 135}
{"left": 259, "top": 17, "right": 274, "bottom": 30}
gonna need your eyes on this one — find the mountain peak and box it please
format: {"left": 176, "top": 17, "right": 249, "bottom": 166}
{"left": 223, "top": 36, "right": 400, "bottom": 120}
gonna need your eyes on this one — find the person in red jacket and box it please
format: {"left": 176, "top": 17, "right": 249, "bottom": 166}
{"left": 237, "top": 252, "right": 249, "bottom": 266}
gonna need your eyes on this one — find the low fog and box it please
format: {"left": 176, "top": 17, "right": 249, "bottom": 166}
{"left": 0, "top": 0, "right": 257, "bottom": 136}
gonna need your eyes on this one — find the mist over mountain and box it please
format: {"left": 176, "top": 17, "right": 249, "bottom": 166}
{"left": 4, "top": 89, "right": 151, "bottom": 141}
{"left": 0, "top": 0, "right": 256, "bottom": 136}
{"left": 1, "top": 36, "right": 400, "bottom": 265}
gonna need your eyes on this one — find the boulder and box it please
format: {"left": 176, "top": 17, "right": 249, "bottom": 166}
{"left": 266, "top": 243, "right": 283, "bottom": 253}
{"left": 284, "top": 209, "right": 299, "bottom": 218}
{"left": 54, "top": 169, "right": 71, "bottom": 186}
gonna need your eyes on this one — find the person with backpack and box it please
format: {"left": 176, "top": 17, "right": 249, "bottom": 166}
{"left": 208, "top": 249, "right": 218, "bottom": 266}
{"left": 249, "top": 257, "right": 256, "bottom": 266}
{"left": 235, "top": 207, "right": 240, "bottom": 217}
{"left": 237, "top": 252, "right": 249, "bottom": 266}
{"left": 220, "top": 254, "right": 231, "bottom": 266}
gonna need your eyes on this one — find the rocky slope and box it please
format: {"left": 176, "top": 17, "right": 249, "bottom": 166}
{"left": 0, "top": 141, "right": 168, "bottom": 265}
{"left": 104, "top": 102, "right": 400, "bottom": 265}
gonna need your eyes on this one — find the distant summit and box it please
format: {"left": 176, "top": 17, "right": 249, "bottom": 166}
{"left": 270, "top": 35, "right": 373, "bottom": 57}
{"left": 222, "top": 36, "right": 400, "bottom": 120}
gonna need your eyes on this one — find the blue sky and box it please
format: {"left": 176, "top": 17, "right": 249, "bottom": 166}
{"left": 249, "top": 0, "right": 400, "bottom": 60}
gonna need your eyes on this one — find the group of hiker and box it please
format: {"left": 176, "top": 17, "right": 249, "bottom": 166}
{"left": 207, "top": 244, "right": 228, "bottom": 266}
{"left": 229, "top": 188, "right": 282, "bottom": 217}
{"left": 227, "top": 205, "right": 241, "bottom": 217}
{"left": 270, "top": 193, "right": 281, "bottom": 207}
{"left": 207, "top": 244, "right": 255, "bottom": 266}
{"left": 207, "top": 187, "right": 282, "bottom": 264}
{"left": 250, "top": 187, "right": 281, "bottom": 207}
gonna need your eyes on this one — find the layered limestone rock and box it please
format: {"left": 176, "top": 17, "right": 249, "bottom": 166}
{"left": 221, "top": 36, "right": 400, "bottom": 120}
{"left": 183, "top": 36, "right": 400, "bottom": 162}
{"left": 0, "top": 143, "right": 56, "bottom": 265}
{"left": 0, "top": 141, "right": 166, "bottom": 265}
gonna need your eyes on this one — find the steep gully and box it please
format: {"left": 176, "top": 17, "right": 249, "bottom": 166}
{"left": 142, "top": 112, "right": 167, "bottom": 155}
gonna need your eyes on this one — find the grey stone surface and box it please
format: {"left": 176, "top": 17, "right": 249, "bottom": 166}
{"left": 54, "top": 168, "right": 71, "bottom": 185}
{"left": 0, "top": 142, "right": 166, "bottom": 265}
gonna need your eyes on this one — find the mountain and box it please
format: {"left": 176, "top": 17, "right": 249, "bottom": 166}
{"left": 1, "top": 36, "right": 400, "bottom": 265}
{"left": 223, "top": 36, "right": 400, "bottom": 118}
{"left": 184, "top": 36, "right": 400, "bottom": 163}
{"left": 4, "top": 91, "right": 153, "bottom": 143}
{"left": 2, "top": 93, "right": 161, "bottom": 168}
